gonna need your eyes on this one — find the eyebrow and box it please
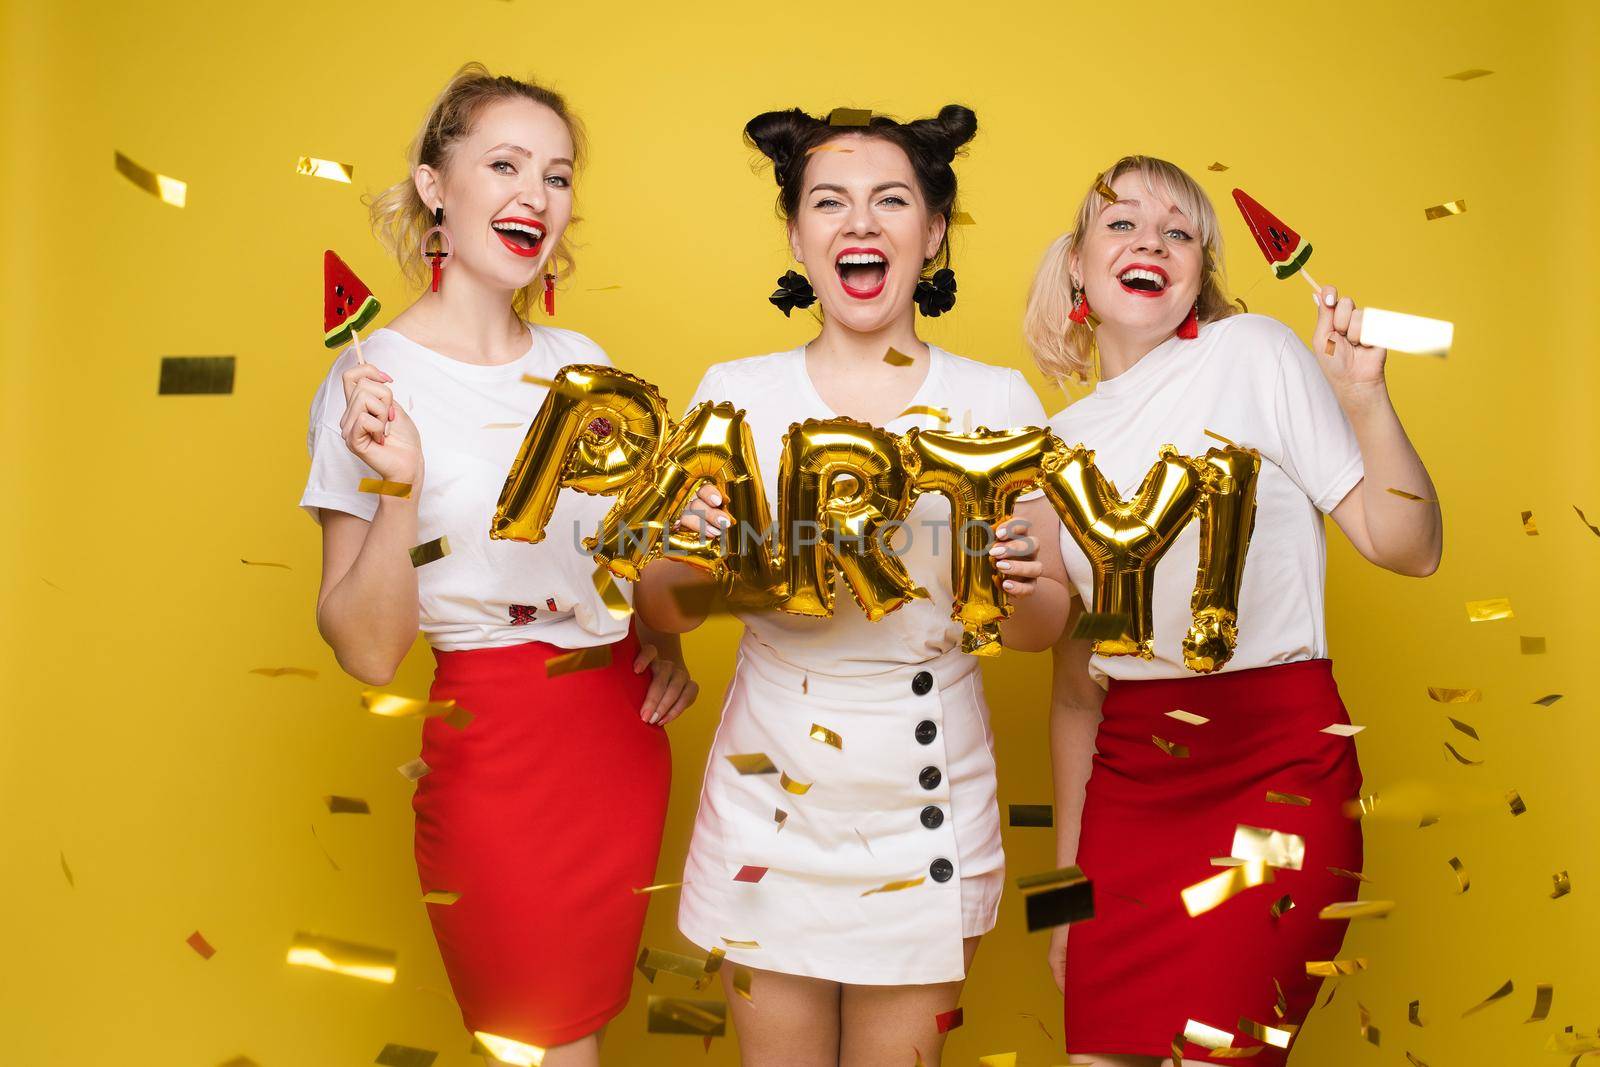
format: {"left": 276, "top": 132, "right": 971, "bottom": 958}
{"left": 483, "top": 144, "right": 575, "bottom": 168}
{"left": 1109, "top": 197, "right": 1187, "bottom": 216}
{"left": 808, "top": 180, "right": 914, "bottom": 196}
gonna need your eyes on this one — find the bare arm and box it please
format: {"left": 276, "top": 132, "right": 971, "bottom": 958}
{"left": 633, "top": 483, "right": 730, "bottom": 634}
{"left": 996, "top": 497, "right": 1072, "bottom": 653}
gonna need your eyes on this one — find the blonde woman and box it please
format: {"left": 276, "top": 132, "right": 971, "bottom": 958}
{"left": 300, "top": 64, "right": 696, "bottom": 1066}
{"left": 1025, "top": 157, "right": 1442, "bottom": 1065}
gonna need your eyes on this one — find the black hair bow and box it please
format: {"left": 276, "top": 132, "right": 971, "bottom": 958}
{"left": 914, "top": 268, "right": 957, "bottom": 317}
{"left": 769, "top": 270, "right": 817, "bottom": 317}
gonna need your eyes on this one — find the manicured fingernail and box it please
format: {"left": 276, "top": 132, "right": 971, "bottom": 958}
{"left": 717, "top": 516, "right": 732, "bottom": 529}
{"left": 708, "top": 490, "right": 723, "bottom": 506}
{"left": 989, "top": 544, "right": 1005, "bottom": 556}
{"left": 381, "top": 371, "right": 393, "bottom": 381}
{"left": 997, "top": 560, "right": 1012, "bottom": 571}
{"left": 1323, "top": 293, "right": 1336, "bottom": 306}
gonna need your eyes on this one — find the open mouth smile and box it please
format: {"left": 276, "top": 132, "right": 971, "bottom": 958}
{"left": 836, "top": 247, "right": 888, "bottom": 300}
{"left": 492, "top": 216, "right": 546, "bottom": 259}
{"left": 1117, "top": 263, "right": 1170, "bottom": 297}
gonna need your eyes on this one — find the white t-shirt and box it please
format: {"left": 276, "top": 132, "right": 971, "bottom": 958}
{"left": 686, "top": 345, "right": 1048, "bottom": 676}
{"left": 1048, "top": 314, "right": 1364, "bottom": 684}
{"left": 299, "top": 324, "right": 631, "bottom": 653}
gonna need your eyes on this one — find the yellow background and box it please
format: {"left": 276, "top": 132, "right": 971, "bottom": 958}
{"left": 4, "top": 1, "right": 1596, "bottom": 1063}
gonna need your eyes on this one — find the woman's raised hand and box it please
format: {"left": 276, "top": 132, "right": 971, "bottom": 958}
{"left": 1312, "top": 285, "right": 1389, "bottom": 400}
{"left": 991, "top": 516, "right": 1041, "bottom": 597}
{"left": 340, "top": 363, "right": 423, "bottom": 485}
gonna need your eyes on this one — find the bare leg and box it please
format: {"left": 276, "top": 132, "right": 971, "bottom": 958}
{"left": 721, "top": 963, "right": 842, "bottom": 1067}
{"left": 837, "top": 936, "right": 982, "bottom": 1067}
{"left": 479, "top": 1024, "right": 605, "bottom": 1067}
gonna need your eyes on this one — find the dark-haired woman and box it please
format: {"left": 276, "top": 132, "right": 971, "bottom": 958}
{"left": 635, "top": 106, "right": 1070, "bottom": 1067}
{"left": 302, "top": 65, "right": 695, "bottom": 1066}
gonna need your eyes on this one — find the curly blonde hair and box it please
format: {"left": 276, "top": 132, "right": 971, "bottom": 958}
{"left": 1023, "top": 155, "right": 1237, "bottom": 385}
{"left": 366, "top": 62, "right": 587, "bottom": 319}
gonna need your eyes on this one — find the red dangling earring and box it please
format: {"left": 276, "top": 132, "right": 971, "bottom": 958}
{"left": 421, "top": 206, "right": 452, "bottom": 293}
{"left": 543, "top": 272, "right": 556, "bottom": 316}
{"left": 1177, "top": 300, "right": 1200, "bottom": 339}
{"left": 1068, "top": 285, "right": 1094, "bottom": 325}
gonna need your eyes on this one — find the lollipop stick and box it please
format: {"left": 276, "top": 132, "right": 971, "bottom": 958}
{"left": 1299, "top": 267, "right": 1323, "bottom": 303}
{"left": 349, "top": 328, "right": 366, "bottom": 365}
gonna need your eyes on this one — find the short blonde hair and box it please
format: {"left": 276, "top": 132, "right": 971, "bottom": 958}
{"left": 367, "top": 62, "right": 587, "bottom": 319}
{"left": 1023, "top": 155, "right": 1237, "bottom": 385}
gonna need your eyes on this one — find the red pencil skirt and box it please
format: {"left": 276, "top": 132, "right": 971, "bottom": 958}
{"left": 1064, "top": 659, "right": 1363, "bottom": 1063}
{"left": 414, "top": 627, "right": 671, "bottom": 1048}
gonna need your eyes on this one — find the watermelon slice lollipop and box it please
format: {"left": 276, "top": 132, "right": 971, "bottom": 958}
{"left": 1231, "top": 189, "right": 1316, "bottom": 284}
{"left": 323, "top": 250, "right": 381, "bottom": 351}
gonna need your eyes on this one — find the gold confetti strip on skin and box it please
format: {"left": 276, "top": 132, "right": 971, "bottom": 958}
{"left": 1266, "top": 790, "right": 1311, "bottom": 806}
{"left": 1525, "top": 982, "right": 1553, "bottom": 1022}
{"left": 779, "top": 771, "right": 812, "bottom": 795}
{"left": 721, "top": 937, "right": 760, "bottom": 949}
{"left": 1269, "top": 894, "right": 1294, "bottom": 918}
{"left": 187, "top": 930, "right": 216, "bottom": 959}
{"left": 1424, "top": 199, "right": 1467, "bottom": 221}
{"left": 1428, "top": 687, "right": 1481, "bottom": 704}
{"left": 1465, "top": 597, "right": 1514, "bottom": 622}
{"left": 1408, "top": 999, "right": 1427, "bottom": 1026}
{"left": 1507, "top": 789, "right": 1527, "bottom": 816}
{"left": 1385, "top": 487, "right": 1437, "bottom": 502}
{"left": 1151, "top": 735, "right": 1190, "bottom": 758}
{"left": 862, "top": 876, "right": 926, "bottom": 897}
{"left": 422, "top": 890, "right": 460, "bottom": 905}
{"left": 725, "top": 753, "right": 778, "bottom": 775}
{"left": 1575, "top": 505, "right": 1600, "bottom": 536}
{"left": 1182, "top": 860, "right": 1273, "bottom": 917}
{"left": 591, "top": 566, "right": 632, "bottom": 620}
{"left": 295, "top": 156, "right": 354, "bottom": 183}
{"left": 361, "top": 691, "right": 472, "bottom": 730}
{"left": 733, "top": 966, "right": 753, "bottom": 1001}
{"left": 286, "top": 932, "right": 397, "bottom": 984}
{"left": 1358, "top": 1002, "right": 1381, "bottom": 1046}
{"left": 1167, "top": 709, "right": 1211, "bottom": 726}
{"left": 809, "top": 723, "right": 843, "bottom": 749}
{"left": 646, "top": 995, "right": 727, "bottom": 1036}
{"left": 1319, "top": 899, "right": 1395, "bottom": 920}
{"left": 1445, "top": 68, "right": 1494, "bottom": 80}
{"left": 241, "top": 558, "right": 291, "bottom": 569}
{"left": 1071, "top": 611, "right": 1133, "bottom": 642}
{"left": 1461, "top": 978, "right": 1514, "bottom": 1017}
{"left": 471, "top": 1030, "right": 546, "bottom": 1065}
{"left": 1443, "top": 741, "right": 1483, "bottom": 766}
{"left": 1521, "top": 509, "right": 1539, "bottom": 535}
{"left": 1208, "top": 162, "right": 1230, "bottom": 171}
{"left": 409, "top": 536, "right": 449, "bottom": 568}
{"left": 1093, "top": 177, "right": 1120, "bottom": 203}
{"left": 545, "top": 645, "right": 612, "bottom": 678}
{"left": 827, "top": 107, "right": 873, "bottom": 127}
{"left": 324, "top": 795, "right": 369, "bottom": 815}
{"left": 1533, "top": 693, "right": 1564, "bottom": 706}
{"left": 374, "top": 1044, "right": 438, "bottom": 1067}
{"left": 1521, "top": 635, "right": 1546, "bottom": 654}
{"left": 883, "top": 347, "right": 915, "bottom": 366}
{"left": 1321, "top": 723, "right": 1365, "bottom": 737}
{"left": 1551, "top": 870, "right": 1571, "bottom": 898}
{"left": 1238, "top": 1016, "right": 1293, "bottom": 1049}
{"left": 1447, "top": 716, "right": 1481, "bottom": 740}
{"left": 114, "top": 151, "right": 187, "bottom": 207}
{"left": 397, "top": 758, "right": 430, "bottom": 781}
{"left": 1306, "top": 958, "right": 1368, "bottom": 977}
{"left": 1327, "top": 867, "right": 1371, "bottom": 882}
{"left": 1203, "top": 428, "right": 1238, "bottom": 447}
{"left": 1231, "top": 825, "right": 1305, "bottom": 870}
{"left": 898, "top": 404, "right": 951, "bottom": 423}
{"left": 358, "top": 478, "right": 413, "bottom": 498}
{"left": 1448, "top": 856, "right": 1470, "bottom": 893}
{"left": 250, "top": 666, "right": 318, "bottom": 679}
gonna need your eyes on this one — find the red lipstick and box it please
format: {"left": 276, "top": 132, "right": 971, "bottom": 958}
{"left": 492, "top": 216, "right": 546, "bottom": 259}
{"left": 835, "top": 246, "right": 889, "bottom": 300}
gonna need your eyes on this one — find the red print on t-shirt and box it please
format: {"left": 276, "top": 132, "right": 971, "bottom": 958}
{"left": 509, "top": 604, "right": 537, "bottom": 625}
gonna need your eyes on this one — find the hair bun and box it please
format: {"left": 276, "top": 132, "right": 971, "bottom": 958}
{"left": 900, "top": 104, "right": 978, "bottom": 166}
{"left": 744, "top": 108, "right": 823, "bottom": 184}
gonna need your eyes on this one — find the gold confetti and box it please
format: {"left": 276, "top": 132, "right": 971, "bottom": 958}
{"left": 1385, "top": 487, "right": 1437, "bottom": 502}
{"left": 1151, "top": 735, "right": 1190, "bottom": 758}
{"left": 1428, "top": 687, "right": 1481, "bottom": 704}
{"left": 809, "top": 723, "right": 843, "bottom": 749}
{"left": 409, "top": 536, "right": 450, "bottom": 568}
{"left": 1575, "top": 505, "right": 1600, "bottom": 536}
{"left": 1093, "top": 177, "right": 1119, "bottom": 203}
{"left": 854, "top": 828, "right": 873, "bottom": 854}
{"left": 1203, "top": 428, "right": 1238, "bottom": 447}
{"left": 1238, "top": 1016, "right": 1293, "bottom": 1049}
{"left": 60, "top": 851, "right": 74, "bottom": 887}
{"left": 883, "top": 347, "right": 915, "bottom": 366}
{"left": 361, "top": 691, "right": 472, "bottom": 730}
{"left": 1321, "top": 723, "right": 1365, "bottom": 737}
{"left": 308, "top": 822, "right": 340, "bottom": 871}
{"left": 545, "top": 645, "right": 612, "bottom": 678}
{"left": 733, "top": 966, "right": 753, "bottom": 1001}
{"left": 592, "top": 566, "right": 632, "bottom": 620}
{"left": 977, "top": 1056, "right": 1017, "bottom": 1067}
{"left": 1183, "top": 1019, "right": 1236, "bottom": 1051}
{"left": 1424, "top": 199, "right": 1467, "bottom": 221}
{"left": 1318, "top": 899, "right": 1395, "bottom": 920}
{"left": 646, "top": 995, "right": 726, "bottom": 1036}
{"left": 358, "top": 478, "right": 413, "bottom": 498}
{"left": 187, "top": 930, "right": 216, "bottom": 959}
{"left": 1533, "top": 693, "right": 1564, "bottom": 706}
{"left": 1008, "top": 804, "right": 1053, "bottom": 827}
{"left": 115, "top": 150, "right": 186, "bottom": 207}
{"left": 1182, "top": 860, "right": 1273, "bottom": 917}
{"left": 159, "top": 355, "right": 235, "bottom": 394}
{"left": 374, "top": 1044, "right": 438, "bottom": 1067}
{"left": 1547, "top": 1029, "right": 1600, "bottom": 1054}
{"left": 1521, "top": 509, "right": 1539, "bottom": 535}
{"left": 250, "top": 667, "right": 318, "bottom": 679}
{"left": 1321, "top": 980, "right": 1341, "bottom": 1007}
{"left": 1404, "top": 1053, "right": 1430, "bottom": 1067}
{"left": 1447, "top": 856, "right": 1470, "bottom": 893}
{"left": 1420, "top": 813, "right": 1440, "bottom": 828}
{"left": 521, "top": 373, "right": 558, "bottom": 388}
{"left": 1443, "top": 741, "right": 1483, "bottom": 766}
{"left": 1016, "top": 865, "right": 1095, "bottom": 931}
{"left": 774, "top": 808, "right": 788, "bottom": 830}
{"left": 241, "top": 558, "right": 291, "bottom": 569}
{"left": 636, "top": 947, "right": 718, "bottom": 984}
{"left": 471, "top": 1030, "right": 546, "bottom": 1065}
{"left": 586, "top": 284, "right": 623, "bottom": 292}
{"left": 1208, "top": 162, "right": 1230, "bottom": 171}
{"left": 1520, "top": 636, "right": 1546, "bottom": 654}
{"left": 721, "top": 937, "right": 760, "bottom": 949}
{"left": 1327, "top": 867, "right": 1371, "bottom": 882}
{"left": 286, "top": 932, "right": 397, "bottom": 983}
{"left": 862, "top": 876, "right": 925, "bottom": 896}
{"left": 397, "top": 758, "right": 430, "bottom": 781}
{"left": 1446, "top": 716, "right": 1480, "bottom": 740}
{"left": 725, "top": 753, "right": 778, "bottom": 775}
{"left": 1231, "top": 825, "right": 1305, "bottom": 870}
{"left": 1408, "top": 999, "right": 1427, "bottom": 1026}
{"left": 1167, "top": 709, "right": 1211, "bottom": 726}
{"left": 1525, "top": 982, "right": 1553, "bottom": 1022}
{"left": 1445, "top": 68, "right": 1494, "bottom": 80}
{"left": 1358, "top": 1002, "right": 1381, "bottom": 1046}
{"left": 1506, "top": 789, "right": 1527, "bottom": 816}
{"left": 1071, "top": 611, "right": 1133, "bottom": 642}
{"left": 804, "top": 142, "right": 855, "bottom": 155}
{"left": 630, "top": 881, "right": 683, "bottom": 896}
{"left": 295, "top": 156, "right": 354, "bottom": 183}
{"left": 1269, "top": 894, "right": 1295, "bottom": 918}
{"left": 950, "top": 211, "right": 976, "bottom": 225}
{"left": 1345, "top": 793, "right": 1381, "bottom": 817}
{"left": 323, "top": 795, "right": 369, "bottom": 814}
{"left": 898, "top": 404, "right": 950, "bottom": 423}
{"left": 1273, "top": 978, "right": 1288, "bottom": 1019}
{"left": 1306, "top": 958, "right": 1367, "bottom": 976}
{"left": 1551, "top": 870, "right": 1571, "bottom": 898}
{"left": 422, "top": 890, "right": 460, "bottom": 905}
{"left": 779, "top": 771, "right": 812, "bottom": 795}
{"left": 1465, "top": 597, "right": 1514, "bottom": 622}
{"left": 1461, "top": 978, "right": 1514, "bottom": 1017}
{"left": 1266, "top": 790, "right": 1311, "bottom": 806}
{"left": 827, "top": 107, "right": 872, "bottom": 127}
